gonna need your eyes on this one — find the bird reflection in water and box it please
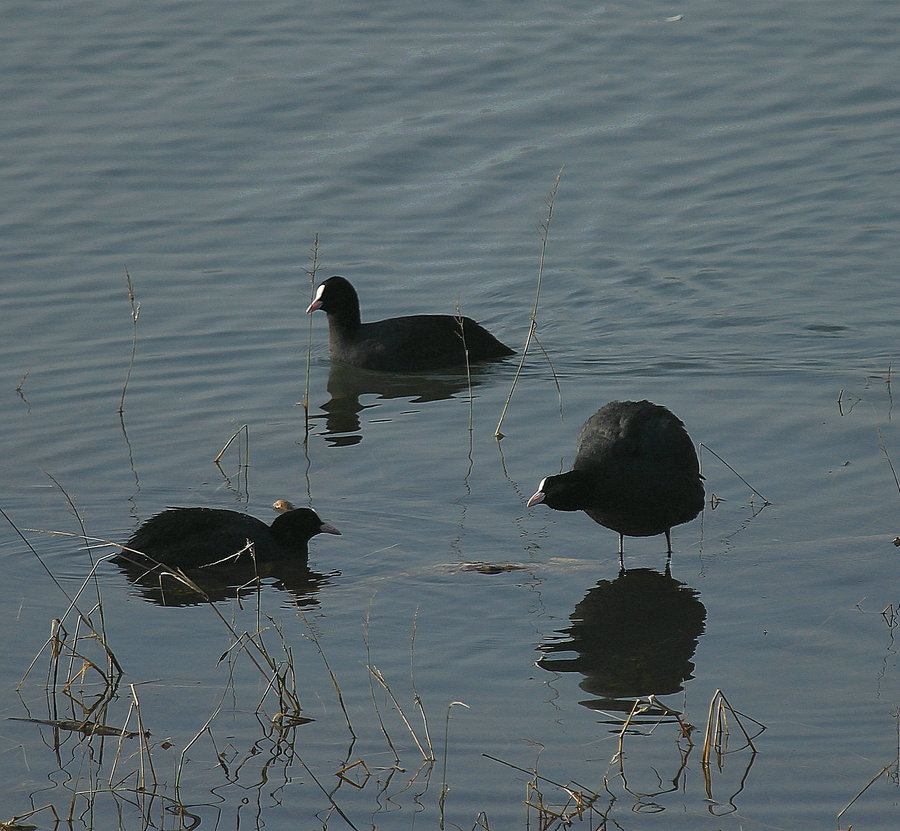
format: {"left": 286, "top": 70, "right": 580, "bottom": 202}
{"left": 111, "top": 554, "right": 335, "bottom": 608}
{"left": 313, "top": 362, "right": 492, "bottom": 446}
{"left": 539, "top": 566, "right": 706, "bottom": 712}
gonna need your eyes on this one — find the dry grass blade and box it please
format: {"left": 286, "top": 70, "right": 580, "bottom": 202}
{"left": 495, "top": 168, "right": 564, "bottom": 439}
{"left": 119, "top": 266, "right": 140, "bottom": 415}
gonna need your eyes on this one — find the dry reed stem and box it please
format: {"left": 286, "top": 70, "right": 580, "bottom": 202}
{"left": 129, "top": 684, "right": 157, "bottom": 792}
{"left": 10, "top": 523, "right": 123, "bottom": 684}
{"left": 214, "top": 422, "right": 249, "bottom": 465}
{"left": 698, "top": 443, "right": 771, "bottom": 506}
{"left": 119, "top": 266, "right": 140, "bottom": 415}
{"left": 837, "top": 764, "right": 892, "bottom": 824}
{"left": 2, "top": 804, "right": 62, "bottom": 828}
{"left": 495, "top": 168, "right": 564, "bottom": 439}
{"left": 455, "top": 301, "right": 475, "bottom": 441}
{"left": 363, "top": 600, "right": 401, "bottom": 764}
{"left": 297, "top": 607, "right": 356, "bottom": 737}
{"left": 701, "top": 689, "right": 765, "bottom": 767}
{"left": 438, "top": 700, "right": 469, "bottom": 826}
{"left": 46, "top": 474, "right": 114, "bottom": 651}
{"left": 367, "top": 665, "right": 431, "bottom": 761}
{"left": 482, "top": 753, "right": 600, "bottom": 827}
{"left": 409, "top": 607, "right": 433, "bottom": 758}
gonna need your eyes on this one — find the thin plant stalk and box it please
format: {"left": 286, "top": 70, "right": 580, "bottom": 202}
{"left": 119, "top": 267, "right": 140, "bottom": 414}
{"left": 438, "top": 701, "right": 469, "bottom": 828}
{"left": 410, "top": 607, "right": 433, "bottom": 757}
{"left": 302, "top": 234, "right": 321, "bottom": 443}
{"left": 496, "top": 168, "right": 564, "bottom": 439}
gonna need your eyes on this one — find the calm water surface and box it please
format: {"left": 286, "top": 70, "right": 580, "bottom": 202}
{"left": 1, "top": 1, "right": 898, "bottom": 829}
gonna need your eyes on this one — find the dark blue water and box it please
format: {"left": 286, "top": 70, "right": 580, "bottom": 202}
{"left": 1, "top": 1, "right": 898, "bottom": 828}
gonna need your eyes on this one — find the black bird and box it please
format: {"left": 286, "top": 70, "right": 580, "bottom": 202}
{"left": 305, "top": 275, "right": 514, "bottom": 372}
{"left": 121, "top": 503, "right": 340, "bottom": 569}
{"left": 527, "top": 400, "right": 703, "bottom": 562}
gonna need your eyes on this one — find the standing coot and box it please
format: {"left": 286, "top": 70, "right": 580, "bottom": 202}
{"left": 121, "top": 503, "right": 340, "bottom": 569}
{"left": 305, "top": 275, "right": 514, "bottom": 371}
{"left": 527, "top": 401, "right": 704, "bottom": 561}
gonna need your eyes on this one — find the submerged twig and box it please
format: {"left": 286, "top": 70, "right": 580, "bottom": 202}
{"left": 495, "top": 168, "right": 564, "bottom": 439}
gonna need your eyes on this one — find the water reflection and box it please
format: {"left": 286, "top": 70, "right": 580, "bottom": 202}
{"left": 111, "top": 554, "right": 332, "bottom": 607}
{"left": 313, "top": 362, "right": 487, "bottom": 445}
{"left": 539, "top": 567, "right": 706, "bottom": 710}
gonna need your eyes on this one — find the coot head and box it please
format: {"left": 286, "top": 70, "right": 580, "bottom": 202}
{"left": 527, "top": 473, "right": 589, "bottom": 512}
{"left": 306, "top": 276, "right": 361, "bottom": 327}
{"left": 271, "top": 507, "right": 341, "bottom": 549}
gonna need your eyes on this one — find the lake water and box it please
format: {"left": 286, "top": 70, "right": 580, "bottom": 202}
{"left": 1, "top": 0, "right": 898, "bottom": 828}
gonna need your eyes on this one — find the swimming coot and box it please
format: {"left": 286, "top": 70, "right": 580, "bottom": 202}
{"left": 527, "top": 401, "right": 704, "bottom": 559}
{"left": 305, "top": 275, "right": 514, "bottom": 371}
{"left": 122, "top": 503, "right": 340, "bottom": 569}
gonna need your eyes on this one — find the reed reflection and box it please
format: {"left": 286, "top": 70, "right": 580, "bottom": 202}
{"left": 539, "top": 566, "right": 706, "bottom": 711}
{"left": 314, "top": 363, "right": 489, "bottom": 445}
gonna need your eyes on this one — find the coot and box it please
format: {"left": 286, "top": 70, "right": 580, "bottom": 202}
{"left": 121, "top": 503, "right": 340, "bottom": 569}
{"left": 305, "top": 275, "right": 514, "bottom": 371}
{"left": 527, "top": 401, "right": 704, "bottom": 560}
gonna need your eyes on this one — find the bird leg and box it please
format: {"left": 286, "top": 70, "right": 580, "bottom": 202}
{"left": 618, "top": 533, "right": 625, "bottom": 570}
